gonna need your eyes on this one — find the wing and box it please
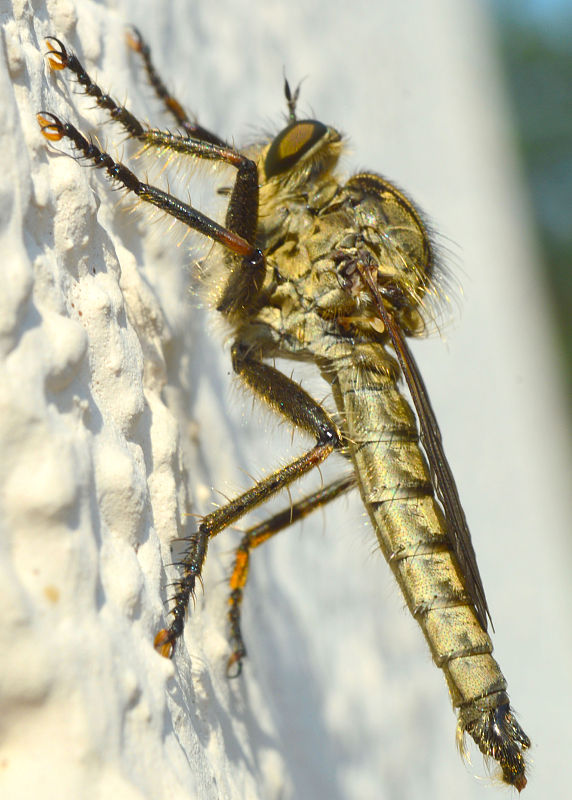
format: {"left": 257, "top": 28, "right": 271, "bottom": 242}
{"left": 357, "top": 263, "right": 492, "bottom": 632}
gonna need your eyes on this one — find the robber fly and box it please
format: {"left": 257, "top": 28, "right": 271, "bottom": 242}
{"left": 37, "top": 29, "right": 530, "bottom": 790}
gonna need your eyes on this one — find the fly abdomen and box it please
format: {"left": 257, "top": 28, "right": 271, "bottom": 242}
{"left": 331, "top": 350, "right": 529, "bottom": 789}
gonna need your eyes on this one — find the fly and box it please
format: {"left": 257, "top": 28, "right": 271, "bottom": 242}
{"left": 37, "top": 30, "right": 530, "bottom": 790}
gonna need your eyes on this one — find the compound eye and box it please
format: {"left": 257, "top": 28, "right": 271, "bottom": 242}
{"left": 264, "top": 120, "right": 328, "bottom": 178}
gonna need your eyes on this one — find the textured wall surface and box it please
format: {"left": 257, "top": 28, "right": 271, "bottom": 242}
{"left": 1, "top": 1, "right": 570, "bottom": 799}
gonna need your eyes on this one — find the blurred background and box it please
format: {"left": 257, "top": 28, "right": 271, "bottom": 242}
{"left": 491, "top": 0, "right": 572, "bottom": 409}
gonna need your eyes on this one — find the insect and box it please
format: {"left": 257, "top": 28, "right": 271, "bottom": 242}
{"left": 38, "top": 29, "right": 530, "bottom": 790}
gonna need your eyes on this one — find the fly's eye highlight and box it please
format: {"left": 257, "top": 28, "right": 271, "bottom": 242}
{"left": 264, "top": 120, "right": 328, "bottom": 178}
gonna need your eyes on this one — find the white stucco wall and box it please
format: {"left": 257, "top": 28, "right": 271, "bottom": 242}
{"left": 1, "top": 1, "right": 570, "bottom": 798}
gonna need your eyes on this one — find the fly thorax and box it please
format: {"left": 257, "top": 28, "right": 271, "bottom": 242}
{"left": 332, "top": 173, "right": 435, "bottom": 335}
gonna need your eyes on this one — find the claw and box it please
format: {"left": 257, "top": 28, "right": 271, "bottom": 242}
{"left": 36, "top": 111, "right": 65, "bottom": 141}
{"left": 153, "top": 628, "right": 175, "bottom": 659}
{"left": 125, "top": 26, "right": 144, "bottom": 54}
{"left": 226, "top": 650, "right": 244, "bottom": 679}
{"left": 45, "top": 36, "right": 68, "bottom": 71}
